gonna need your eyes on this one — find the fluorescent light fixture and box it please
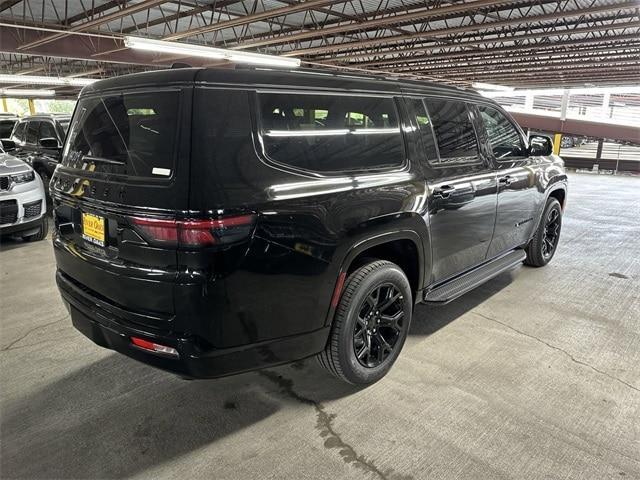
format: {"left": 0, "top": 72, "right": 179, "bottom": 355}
{"left": 124, "top": 36, "right": 301, "bottom": 68}
{"left": 0, "top": 74, "right": 96, "bottom": 87}
{"left": 472, "top": 82, "right": 514, "bottom": 92}
{"left": 0, "top": 88, "right": 55, "bottom": 97}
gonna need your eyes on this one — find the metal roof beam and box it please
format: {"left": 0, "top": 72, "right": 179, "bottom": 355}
{"left": 18, "top": 0, "right": 170, "bottom": 51}
{"left": 120, "top": 0, "right": 245, "bottom": 34}
{"left": 396, "top": 56, "right": 640, "bottom": 75}
{"left": 361, "top": 35, "right": 640, "bottom": 69}
{"left": 278, "top": 1, "right": 640, "bottom": 57}
{"left": 236, "top": 0, "right": 507, "bottom": 50}
{"left": 393, "top": 51, "right": 640, "bottom": 73}
{"left": 332, "top": 20, "right": 640, "bottom": 65}
{"left": 0, "top": 0, "right": 22, "bottom": 13}
{"left": 64, "top": 1, "right": 127, "bottom": 25}
{"left": 162, "top": 0, "right": 349, "bottom": 41}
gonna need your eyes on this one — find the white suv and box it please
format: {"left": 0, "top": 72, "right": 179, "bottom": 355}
{"left": 0, "top": 143, "right": 48, "bottom": 241}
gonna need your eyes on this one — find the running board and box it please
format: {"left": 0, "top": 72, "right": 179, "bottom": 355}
{"left": 424, "top": 249, "right": 526, "bottom": 304}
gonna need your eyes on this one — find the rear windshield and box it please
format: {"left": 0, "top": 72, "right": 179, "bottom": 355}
{"left": 61, "top": 91, "right": 179, "bottom": 178}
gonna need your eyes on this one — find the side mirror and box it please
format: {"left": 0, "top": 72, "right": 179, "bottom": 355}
{"left": 39, "top": 137, "right": 60, "bottom": 149}
{"left": 1, "top": 138, "right": 16, "bottom": 151}
{"left": 528, "top": 134, "right": 553, "bottom": 156}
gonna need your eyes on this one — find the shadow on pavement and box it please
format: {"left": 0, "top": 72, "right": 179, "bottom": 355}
{"left": 0, "top": 269, "right": 516, "bottom": 478}
{"left": 411, "top": 270, "right": 514, "bottom": 337}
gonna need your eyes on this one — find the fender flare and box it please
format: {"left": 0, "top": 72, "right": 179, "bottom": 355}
{"left": 531, "top": 178, "right": 568, "bottom": 236}
{"left": 324, "top": 229, "right": 427, "bottom": 326}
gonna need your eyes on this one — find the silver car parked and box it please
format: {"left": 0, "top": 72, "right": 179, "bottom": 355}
{"left": 0, "top": 143, "right": 48, "bottom": 241}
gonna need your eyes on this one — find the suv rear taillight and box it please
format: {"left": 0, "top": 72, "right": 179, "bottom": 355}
{"left": 131, "top": 214, "right": 256, "bottom": 248}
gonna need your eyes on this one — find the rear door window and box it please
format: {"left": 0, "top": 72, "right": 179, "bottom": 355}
{"left": 477, "top": 105, "right": 526, "bottom": 159}
{"left": 39, "top": 121, "right": 58, "bottom": 142}
{"left": 425, "top": 99, "right": 480, "bottom": 165}
{"left": 11, "top": 122, "right": 25, "bottom": 143}
{"left": 257, "top": 93, "right": 404, "bottom": 173}
{"left": 62, "top": 91, "right": 180, "bottom": 179}
{"left": 404, "top": 98, "right": 439, "bottom": 164}
{"left": 25, "top": 121, "right": 39, "bottom": 145}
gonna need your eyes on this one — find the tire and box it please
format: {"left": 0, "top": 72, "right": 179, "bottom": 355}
{"left": 317, "top": 260, "right": 412, "bottom": 385}
{"left": 23, "top": 217, "right": 48, "bottom": 242}
{"left": 524, "top": 197, "right": 562, "bottom": 267}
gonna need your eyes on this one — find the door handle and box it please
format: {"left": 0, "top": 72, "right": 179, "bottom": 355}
{"left": 433, "top": 185, "right": 455, "bottom": 199}
{"left": 499, "top": 175, "right": 515, "bottom": 186}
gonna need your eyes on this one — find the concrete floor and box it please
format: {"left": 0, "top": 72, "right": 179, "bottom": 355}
{"left": 1, "top": 172, "right": 639, "bottom": 480}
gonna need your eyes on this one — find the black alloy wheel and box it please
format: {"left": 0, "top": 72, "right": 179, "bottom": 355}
{"left": 524, "top": 197, "right": 562, "bottom": 267}
{"left": 317, "top": 260, "right": 412, "bottom": 385}
{"left": 542, "top": 207, "right": 561, "bottom": 259}
{"left": 353, "top": 283, "right": 405, "bottom": 368}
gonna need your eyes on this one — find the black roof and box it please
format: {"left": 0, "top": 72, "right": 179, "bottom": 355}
{"left": 81, "top": 66, "right": 485, "bottom": 102}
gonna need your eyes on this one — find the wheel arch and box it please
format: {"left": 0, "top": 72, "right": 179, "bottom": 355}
{"left": 529, "top": 180, "right": 568, "bottom": 241}
{"left": 547, "top": 185, "right": 567, "bottom": 210}
{"left": 324, "top": 229, "right": 427, "bottom": 327}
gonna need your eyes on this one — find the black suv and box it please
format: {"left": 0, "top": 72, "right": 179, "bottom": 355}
{"left": 8, "top": 114, "right": 70, "bottom": 194}
{"left": 0, "top": 113, "right": 19, "bottom": 139}
{"left": 51, "top": 68, "right": 567, "bottom": 385}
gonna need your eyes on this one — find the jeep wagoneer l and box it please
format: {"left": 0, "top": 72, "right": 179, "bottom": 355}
{"left": 52, "top": 67, "right": 567, "bottom": 384}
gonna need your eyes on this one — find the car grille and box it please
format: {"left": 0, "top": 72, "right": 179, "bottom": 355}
{"left": 24, "top": 200, "right": 42, "bottom": 218}
{"left": 0, "top": 199, "right": 18, "bottom": 225}
{"left": 0, "top": 176, "right": 9, "bottom": 191}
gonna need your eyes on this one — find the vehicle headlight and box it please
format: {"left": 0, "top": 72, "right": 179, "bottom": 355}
{"left": 11, "top": 171, "right": 35, "bottom": 184}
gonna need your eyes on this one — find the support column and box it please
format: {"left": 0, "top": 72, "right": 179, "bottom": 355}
{"left": 1, "top": 98, "right": 7, "bottom": 112}
{"left": 553, "top": 134, "right": 562, "bottom": 155}
{"left": 601, "top": 92, "right": 611, "bottom": 119}
{"left": 596, "top": 139, "right": 604, "bottom": 160}
{"left": 553, "top": 89, "right": 570, "bottom": 155}
{"left": 524, "top": 92, "right": 533, "bottom": 111}
{"left": 28, "top": 98, "right": 36, "bottom": 115}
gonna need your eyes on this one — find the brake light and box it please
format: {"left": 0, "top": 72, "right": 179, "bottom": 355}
{"left": 130, "top": 214, "right": 256, "bottom": 248}
{"left": 131, "top": 337, "right": 179, "bottom": 358}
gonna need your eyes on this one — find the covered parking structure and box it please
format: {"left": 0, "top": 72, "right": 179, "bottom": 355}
{"left": 0, "top": 0, "right": 639, "bottom": 88}
{"left": 0, "top": 2, "right": 639, "bottom": 480}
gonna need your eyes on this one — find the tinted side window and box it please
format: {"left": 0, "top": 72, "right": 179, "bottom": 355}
{"left": 405, "top": 98, "right": 438, "bottom": 164}
{"left": 26, "top": 121, "right": 39, "bottom": 144}
{"left": 11, "top": 122, "right": 26, "bottom": 143}
{"left": 478, "top": 105, "right": 525, "bottom": 159}
{"left": 258, "top": 93, "right": 404, "bottom": 173}
{"left": 0, "top": 120, "right": 15, "bottom": 138}
{"left": 425, "top": 99, "right": 479, "bottom": 165}
{"left": 39, "top": 121, "right": 57, "bottom": 141}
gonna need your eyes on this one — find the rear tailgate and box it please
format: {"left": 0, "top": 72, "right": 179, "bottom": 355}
{"left": 52, "top": 85, "right": 192, "bottom": 330}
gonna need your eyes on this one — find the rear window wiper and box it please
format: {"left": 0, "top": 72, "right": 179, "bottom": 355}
{"left": 82, "top": 155, "right": 125, "bottom": 166}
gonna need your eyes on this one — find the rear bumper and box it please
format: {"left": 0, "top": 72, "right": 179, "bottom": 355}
{"left": 57, "top": 270, "right": 330, "bottom": 378}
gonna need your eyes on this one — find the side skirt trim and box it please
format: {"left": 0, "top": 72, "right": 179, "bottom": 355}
{"left": 423, "top": 249, "right": 526, "bottom": 304}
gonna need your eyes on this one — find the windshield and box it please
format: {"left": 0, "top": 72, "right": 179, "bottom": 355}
{"left": 61, "top": 91, "right": 179, "bottom": 178}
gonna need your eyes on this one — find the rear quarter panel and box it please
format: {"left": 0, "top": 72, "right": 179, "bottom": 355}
{"left": 187, "top": 87, "right": 430, "bottom": 348}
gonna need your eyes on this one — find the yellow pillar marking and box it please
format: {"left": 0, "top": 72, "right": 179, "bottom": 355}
{"left": 1, "top": 98, "right": 7, "bottom": 112}
{"left": 553, "top": 133, "right": 562, "bottom": 155}
{"left": 28, "top": 98, "right": 36, "bottom": 115}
